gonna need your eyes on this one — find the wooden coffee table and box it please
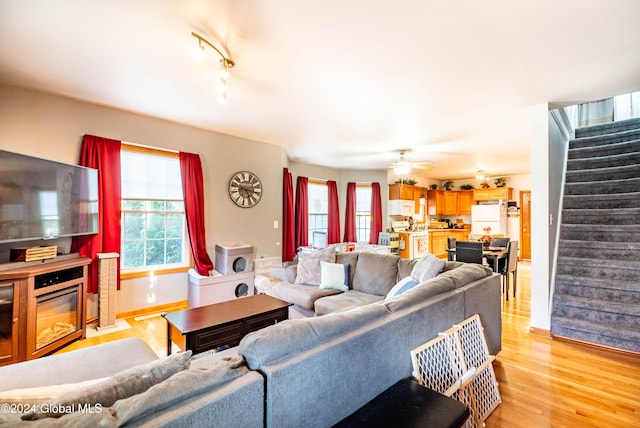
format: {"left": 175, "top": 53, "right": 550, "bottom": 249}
{"left": 161, "top": 294, "right": 291, "bottom": 356}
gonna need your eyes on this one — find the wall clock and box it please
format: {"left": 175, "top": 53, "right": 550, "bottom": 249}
{"left": 228, "top": 171, "right": 263, "bottom": 208}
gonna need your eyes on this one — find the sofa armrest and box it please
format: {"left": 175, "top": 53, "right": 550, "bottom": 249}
{"left": 0, "top": 338, "right": 158, "bottom": 392}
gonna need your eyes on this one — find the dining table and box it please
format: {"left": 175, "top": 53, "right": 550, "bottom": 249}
{"left": 482, "top": 247, "right": 507, "bottom": 272}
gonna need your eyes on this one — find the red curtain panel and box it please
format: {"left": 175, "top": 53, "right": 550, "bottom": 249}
{"left": 282, "top": 168, "right": 296, "bottom": 262}
{"left": 370, "top": 182, "right": 383, "bottom": 244}
{"left": 295, "top": 176, "right": 309, "bottom": 250}
{"left": 71, "top": 134, "right": 121, "bottom": 293}
{"left": 327, "top": 180, "right": 341, "bottom": 244}
{"left": 179, "top": 152, "right": 214, "bottom": 276}
{"left": 343, "top": 182, "right": 357, "bottom": 242}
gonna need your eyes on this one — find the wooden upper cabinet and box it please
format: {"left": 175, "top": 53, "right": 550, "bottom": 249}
{"left": 457, "top": 190, "right": 473, "bottom": 215}
{"left": 389, "top": 183, "right": 415, "bottom": 200}
{"left": 443, "top": 191, "right": 458, "bottom": 215}
{"left": 426, "top": 190, "right": 444, "bottom": 216}
{"left": 473, "top": 187, "right": 513, "bottom": 202}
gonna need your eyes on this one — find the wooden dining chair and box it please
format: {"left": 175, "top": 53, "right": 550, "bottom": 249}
{"left": 499, "top": 240, "right": 519, "bottom": 300}
{"left": 455, "top": 241, "right": 483, "bottom": 264}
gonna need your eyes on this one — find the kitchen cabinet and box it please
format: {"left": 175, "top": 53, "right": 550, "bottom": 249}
{"left": 473, "top": 187, "right": 513, "bottom": 202}
{"left": 457, "top": 191, "right": 473, "bottom": 215}
{"left": 389, "top": 184, "right": 416, "bottom": 200}
{"left": 426, "top": 190, "right": 444, "bottom": 216}
{"left": 443, "top": 191, "right": 458, "bottom": 215}
{"left": 428, "top": 229, "right": 470, "bottom": 259}
{"left": 427, "top": 190, "right": 468, "bottom": 216}
{"left": 428, "top": 230, "right": 448, "bottom": 259}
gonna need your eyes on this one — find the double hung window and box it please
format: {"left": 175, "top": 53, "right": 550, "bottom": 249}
{"left": 120, "top": 146, "right": 189, "bottom": 275}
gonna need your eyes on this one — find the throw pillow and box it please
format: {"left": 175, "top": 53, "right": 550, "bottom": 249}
{"left": 319, "top": 261, "right": 349, "bottom": 291}
{"left": 385, "top": 276, "right": 420, "bottom": 300}
{"left": 294, "top": 247, "right": 336, "bottom": 286}
{"left": 411, "top": 253, "right": 445, "bottom": 283}
{"left": 22, "top": 351, "right": 192, "bottom": 420}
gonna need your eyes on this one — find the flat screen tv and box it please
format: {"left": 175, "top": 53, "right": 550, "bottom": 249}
{"left": 0, "top": 149, "right": 99, "bottom": 244}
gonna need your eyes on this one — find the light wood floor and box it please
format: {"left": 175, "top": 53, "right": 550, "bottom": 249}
{"left": 57, "top": 262, "right": 640, "bottom": 427}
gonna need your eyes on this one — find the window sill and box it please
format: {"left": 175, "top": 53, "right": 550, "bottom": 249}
{"left": 120, "top": 265, "right": 191, "bottom": 280}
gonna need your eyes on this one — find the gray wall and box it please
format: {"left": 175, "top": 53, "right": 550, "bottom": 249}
{"left": 0, "top": 85, "right": 387, "bottom": 314}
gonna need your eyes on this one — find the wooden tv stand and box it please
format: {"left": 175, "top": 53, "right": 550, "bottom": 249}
{"left": 0, "top": 254, "right": 91, "bottom": 366}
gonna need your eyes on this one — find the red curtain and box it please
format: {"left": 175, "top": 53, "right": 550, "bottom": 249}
{"left": 179, "top": 152, "right": 214, "bottom": 276}
{"left": 327, "top": 180, "right": 340, "bottom": 244}
{"left": 71, "top": 135, "right": 121, "bottom": 294}
{"left": 282, "top": 168, "right": 296, "bottom": 262}
{"left": 369, "top": 182, "right": 383, "bottom": 244}
{"left": 343, "top": 182, "right": 357, "bottom": 242}
{"left": 295, "top": 176, "right": 309, "bottom": 250}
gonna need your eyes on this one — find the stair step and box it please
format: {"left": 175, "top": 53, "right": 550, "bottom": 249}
{"left": 561, "top": 207, "right": 640, "bottom": 225}
{"left": 550, "top": 316, "right": 640, "bottom": 353}
{"left": 559, "top": 224, "right": 640, "bottom": 242}
{"left": 553, "top": 294, "right": 640, "bottom": 317}
{"left": 567, "top": 147, "right": 640, "bottom": 170}
{"left": 562, "top": 192, "right": 640, "bottom": 209}
{"left": 574, "top": 118, "right": 640, "bottom": 138}
{"left": 556, "top": 257, "right": 640, "bottom": 282}
{"left": 554, "top": 272, "right": 639, "bottom": 294}
{"left": 565, "top": 164, "right": 640, "bottom": 183}
{"left": 570, "top": 129, "right": 640, "bottom": 150}
{"left": 564, "top": 176, "right": 640, "bottom": 195}
{"left": 557, "top": 240, "right": 640, "bottom": 260}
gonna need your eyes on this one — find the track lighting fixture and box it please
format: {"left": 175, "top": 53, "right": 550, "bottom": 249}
{"left": 191, "top": 32, "right": 235, "bottom": 104}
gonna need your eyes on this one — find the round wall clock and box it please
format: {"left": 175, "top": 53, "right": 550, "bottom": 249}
{"left": 228, "top": 171, "right": 263, "bottom": 208}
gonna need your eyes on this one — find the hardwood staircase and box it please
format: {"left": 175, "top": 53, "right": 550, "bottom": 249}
{"left": 551, "top": 118, "right": 640, "bottom": 353}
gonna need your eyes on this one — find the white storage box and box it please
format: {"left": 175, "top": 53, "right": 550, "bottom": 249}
{"left": 187, "top": 268, "right": 255, "bottom": 308}
{"left": 215, "top": 241, "right": 253, "bottom": 276}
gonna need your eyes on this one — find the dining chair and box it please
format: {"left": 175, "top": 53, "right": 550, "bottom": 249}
{"left": 499, "top": 240, "right": 519, "bottom": 300}
{"left": 454, "top": 241, "right": 483, "bottom": 264}
{"left": 491, "top": 237, "right": 509, "bottom": 248}
{"left": 447, "top": 237, "right": 456, "bottom": 261}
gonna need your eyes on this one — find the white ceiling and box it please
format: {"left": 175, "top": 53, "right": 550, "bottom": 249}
{"left": 1, "top": 0, "right": 639, "bottom": 179}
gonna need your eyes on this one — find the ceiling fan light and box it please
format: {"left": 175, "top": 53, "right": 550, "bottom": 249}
{"left": 394, "top": 164, "right": 411, "bottom": 175}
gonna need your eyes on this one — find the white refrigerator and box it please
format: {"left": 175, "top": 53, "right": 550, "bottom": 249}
{"left": 471, "top": 203, "right": 508, "bottom": 236}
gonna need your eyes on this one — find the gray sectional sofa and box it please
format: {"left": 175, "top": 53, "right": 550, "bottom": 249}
{"left": 0, "top": 251, "right": 501, "bottom": 427}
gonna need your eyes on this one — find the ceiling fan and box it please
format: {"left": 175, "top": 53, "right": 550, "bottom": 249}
{"left": 391, "top": 149, "right": 434, "bottom": 175}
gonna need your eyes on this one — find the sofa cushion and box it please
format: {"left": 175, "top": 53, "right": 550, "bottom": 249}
{"left": 411, "top": 253, "right": 446, "bottom": 282}
{"left": 239, "top": 303, "right": 389, "bottom": 370}
{"left": 276, "top": 282, "right": 342, "bottom": 310}
{"left": 22, "top": 351, "right": 192, "bottom": 420}
{"left": 397, "top": 257, "right": 419, "bottom": 281}
{"left": 438, "top": 263, "right": 492, "bottom": 288}
{"left": 336, "top": 252, "right": 359, "bottom": 287}
{"left": 314, "top": 290, "right": 383, "bottom": 315}
{"left": 319, "top": 261, "right": 349, "bottom": 291}
{"left": 352, "top": 252, "right": 400, "bottom": 296}
{"left": 295, "top": 247, "right": 336, "bottom": 286}
{"left": 384, "top": 276, "right": 456, "bottom": 311}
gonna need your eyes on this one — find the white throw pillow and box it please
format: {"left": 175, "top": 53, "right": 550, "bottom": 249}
{"left": 319, "top": 261, "right": 349, "bottom": 291}
{"left": 385, "top": 276, "right": 421, "bottom": 301}
{"left": 411, "top": 253, "right": 445, "bottom": 283}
